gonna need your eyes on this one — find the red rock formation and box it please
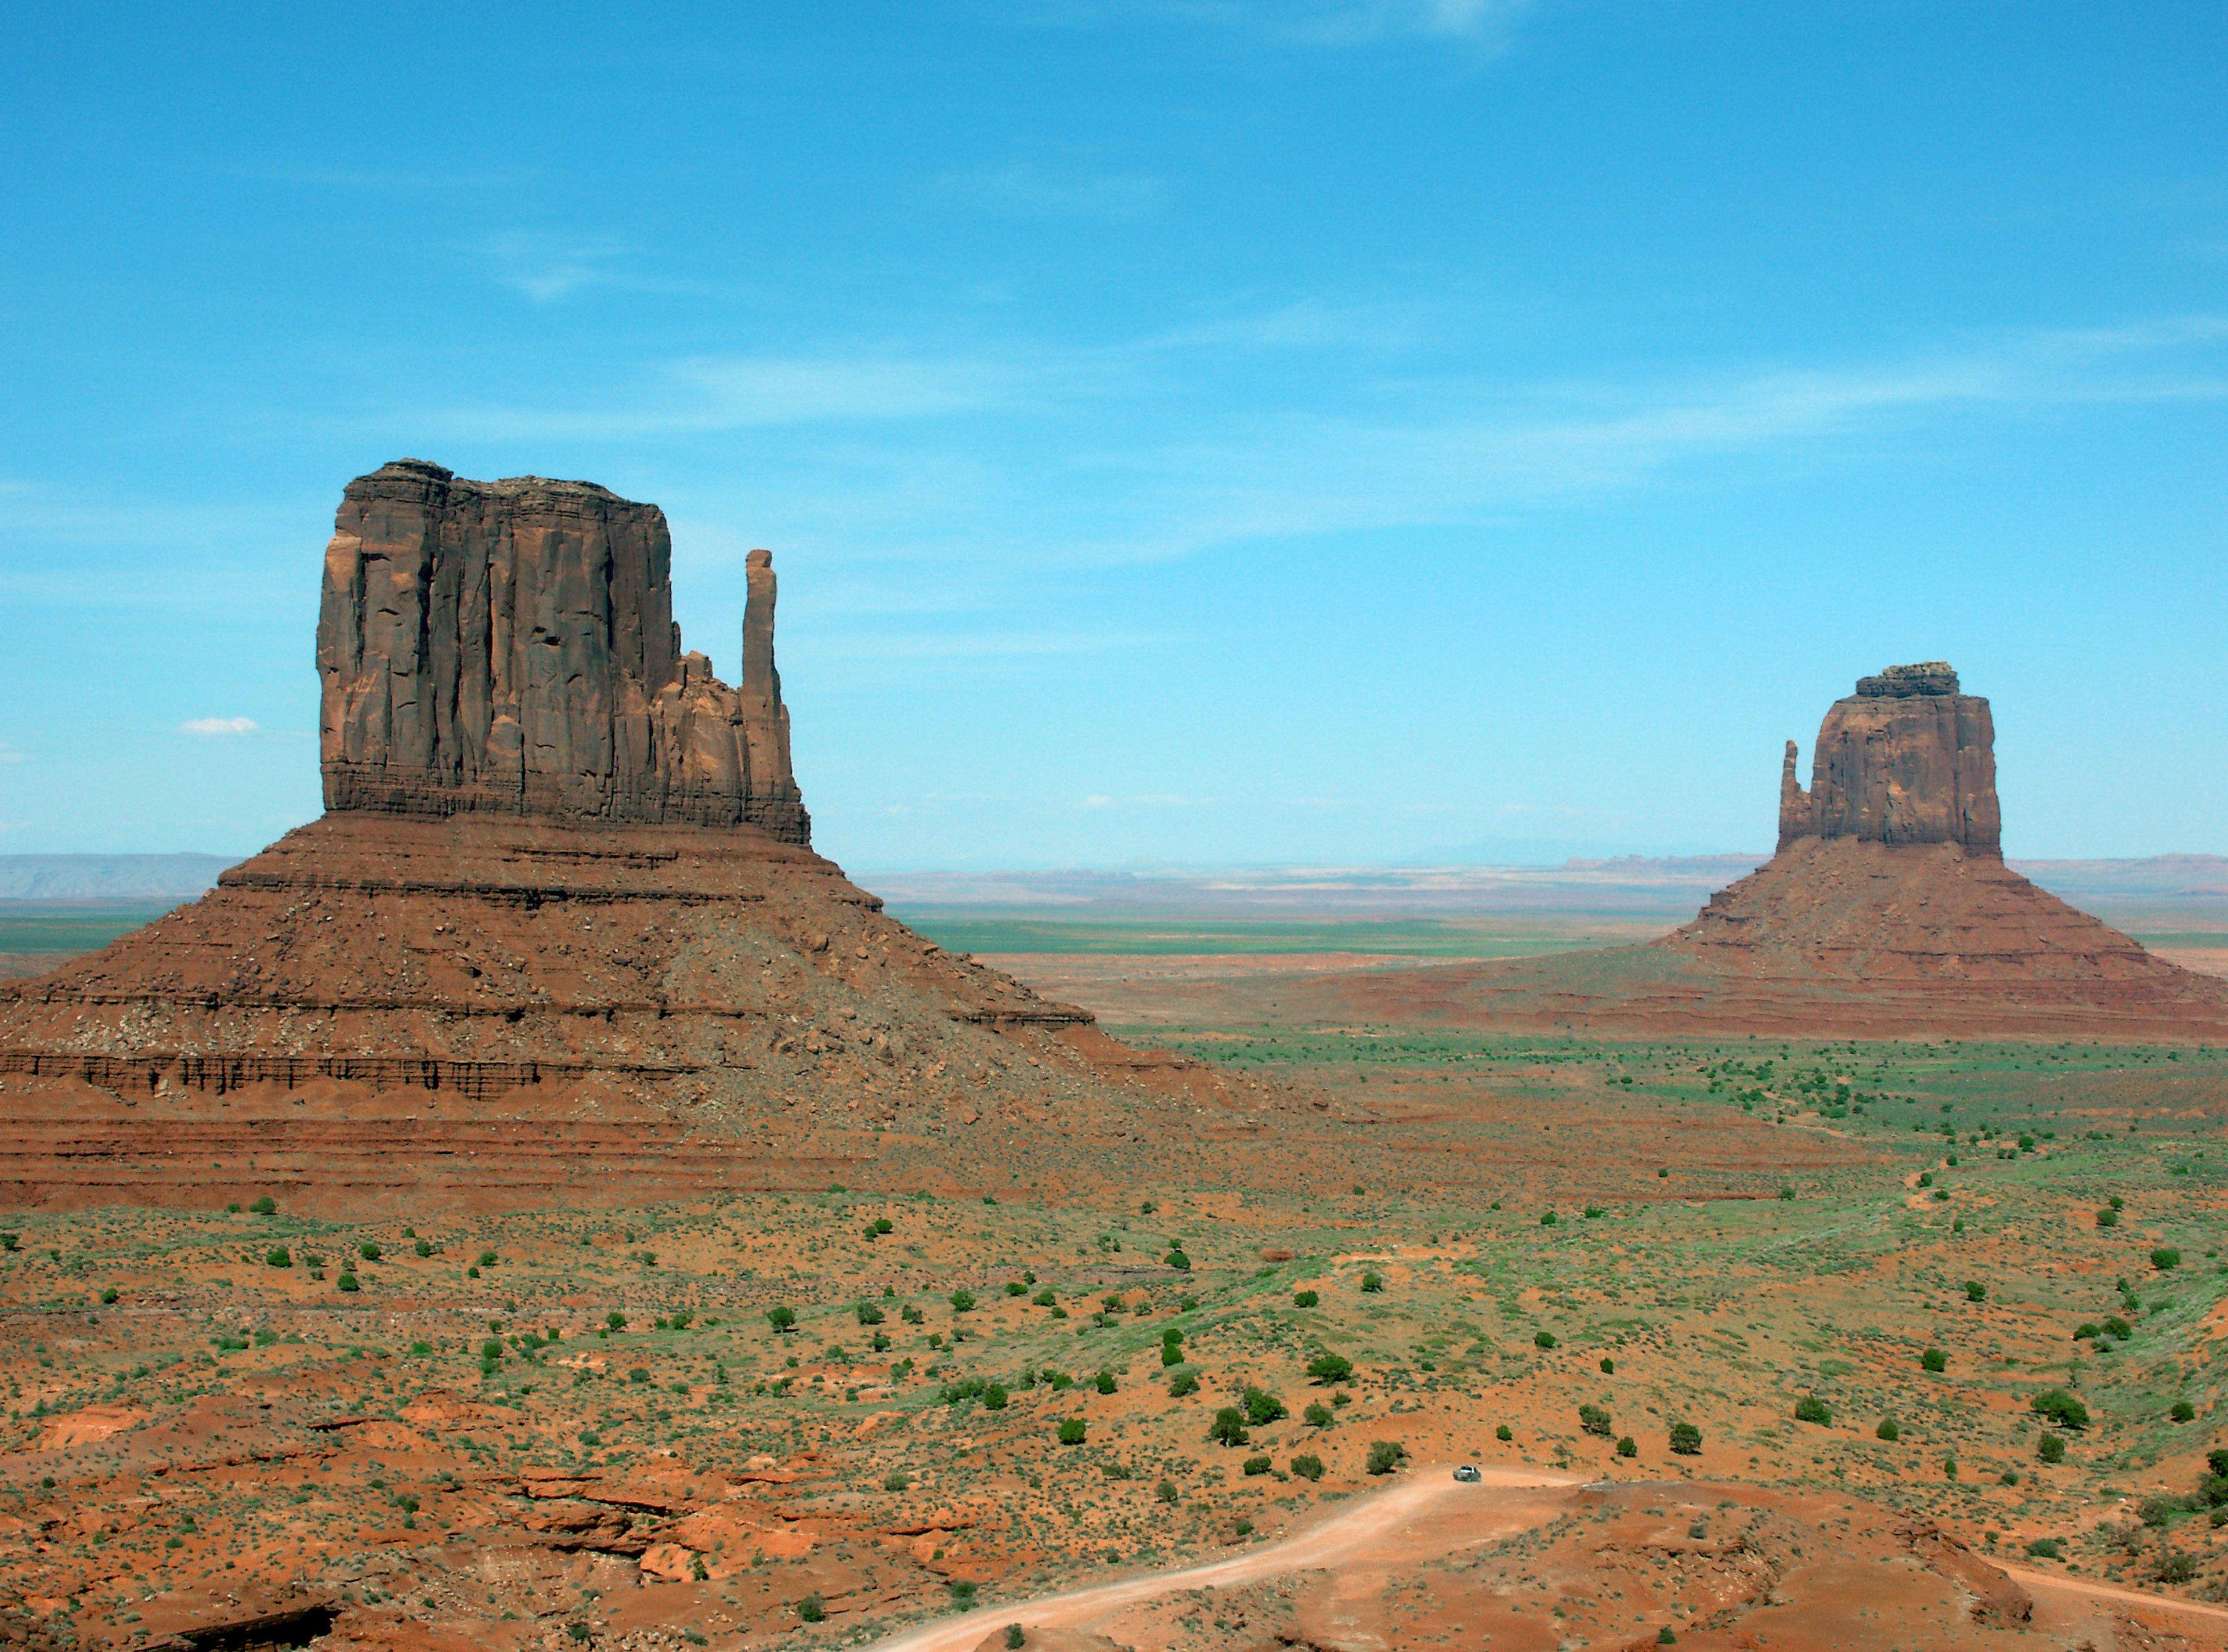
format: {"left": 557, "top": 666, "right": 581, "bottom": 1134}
{"left": 1777, "top": 662, "right": 1999, "bottom": 853}
{"left": 0, "top": 461, "right": 1287, "bottom": 1211}
{"left": 318, "top": 460, "right": 807, "bottom": 841}
{"left": 1245, "top": 663, "right": 2228, "bottom": 1040}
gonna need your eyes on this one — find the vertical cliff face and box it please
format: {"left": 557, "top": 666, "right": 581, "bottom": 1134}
{"left": 317, "top": 460, "right": 808, "bottom": 841}
{"left": 1776, "top": 662, "right": 1999, "bottom": 854}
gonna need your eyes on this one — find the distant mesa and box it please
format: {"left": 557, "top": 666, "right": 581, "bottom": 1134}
{"left": 0, "top": 461, "right": 1282, "bottom": 1213}
{"left": 1290, "top": 663, "right": 2228, "bottom": 1039}
{"left": 1774, "top": 661, "right": 1999, "bottom": 854}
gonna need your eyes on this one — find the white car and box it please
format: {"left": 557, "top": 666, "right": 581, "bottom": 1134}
{"left": 1452, "top": 1465, "right": 1482, "bottom": 1483}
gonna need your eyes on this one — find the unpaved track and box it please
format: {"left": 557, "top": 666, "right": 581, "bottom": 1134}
{"left": 865, "top": 1465, "right": 1573, "bottom": 1652}
{"left": 866, "top": 1468, "right": 2228, "bottom": 1652}
{"left": 2002, "top": 1562, "right": 2228, "bottom": 1626}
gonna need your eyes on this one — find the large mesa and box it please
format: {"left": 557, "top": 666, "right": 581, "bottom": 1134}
{"left": 0, "top": 461, "right": 1286, "bottom": 1212}
{"left": 318, "top": 460, "right": 807, "bottom": 840}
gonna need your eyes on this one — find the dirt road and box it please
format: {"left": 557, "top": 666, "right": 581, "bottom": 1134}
{"left": 866, "top": 1467, "right": 2228, "bottom": 1652}
{"left": 865, "top": 1465, "right": 1571, "bottom": 1652}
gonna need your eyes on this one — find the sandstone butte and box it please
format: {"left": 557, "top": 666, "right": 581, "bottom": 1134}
{"left": 0, "top": 461, "right": 1300, "bottom": 1213}
{"left": 1295, "top": 663, "right": 2228, "bottom": 1039}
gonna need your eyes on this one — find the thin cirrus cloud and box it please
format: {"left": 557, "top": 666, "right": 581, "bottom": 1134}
{"left": 179, "top": 717, "right": 260, "bottom": 737}
{"left": 401, "top": 309, "right": 2226, "bottom": 567}
{"left": 404, "top": 354, "right": 1026, "bottom": 442}
{"left": 931, "top": 162, "right": 1166, "bottom": 221}
{"left": 1037, "top": 0, "right": 1536, "bottom": 46}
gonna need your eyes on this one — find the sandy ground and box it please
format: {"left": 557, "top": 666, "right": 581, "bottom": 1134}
{"left": 868, "top": 1465, "right": 1573, "bottom": 1652}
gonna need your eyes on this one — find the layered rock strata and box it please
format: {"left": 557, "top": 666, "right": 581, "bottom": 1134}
{"left": 0, "top": 461, "right": 1285, "bottom": 1210}
{"left": 1249, "top": 663, "right": 2228, "bottom": 1039}
{"left": 318, "top": 460, "right": 808, "bottom": 840}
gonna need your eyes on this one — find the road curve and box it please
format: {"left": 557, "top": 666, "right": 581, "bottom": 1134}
{"left": 2001, "top": 1561, "right": 2228, "bottom": 1627}
{"left": 863, "top": 1465, "right": 1578, "bottom": 1652}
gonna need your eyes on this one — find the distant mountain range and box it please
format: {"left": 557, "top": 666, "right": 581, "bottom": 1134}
{"left": 4, "top": 851, "right": 2221, "bottom": 917}
{"left": 0, "top": 854, "right": 241, "bottom": 900}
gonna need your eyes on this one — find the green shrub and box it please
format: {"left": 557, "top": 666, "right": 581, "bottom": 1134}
{"left": 856, "top": 1302, "right": 884, "bottom": 1325}
{"left": 1004, "top": 1281, "right": 1027, "bottom": 1296}
{"left": 1533, "top": 1331, "right": 1557, "bottom": 1350}
{"left": 1244, "top": 1387, "right": 1288, "bottom": 1425}
{"left": 2095, "top": 1208, "right": 2120, "bottom": 1228}
{"left": 1793, "top": 1394, "right": 1831, "bottom": 1426}
{"left": 2031, "top": 1389, "right": 2090, "bottom": 1430}
{"left": 1304, "top": 1401, "right": 1332, "bottom": 1427}
{"left": 797, "top": 1594, "right": 825, "bottom": 1623}
{"left": 336, "top": 1272, "right": 359, "bottom": 1293}
{"left": 1156, "top": 1479, "right": 1178, "bottom": 1503}
{"left": 1540, "top": 1212, "right": 1557, "bottom": 1227}
{"left": 1294, "top": 1289, "right": 1319, "bottom": 1307}
{"left": 1578, "top": 1402, "right": 1614, "bottom": 1438}
{"left": 1495, "top": 1424, "right": 1513, "bottom": 1442}
{"left": 1209, "top": 1408, "right": 1250, "bottom": 1447}
{"left": 1616, "top": 1435, "right": 1637, "bottom": 1458}
{"left": 2172, "top": 1400, "right": 2196, "bottom": 1423}
{"left": 1306, "top": 1353, "right": 1352, "bottom": 1383}
{"left": 1599, "top": 1357, "right": 1615, "bottom": 1375}
{"left": 1169, "top": 1369, "right": 1200, "bottom": 1397}
{"left": 1360, "top": 1271, "right": 1384, "bottom": 1293}
{"left": 766, "top": 1306, "right": 797, "bottom": 1333}
{"left": 1058, "top": 1418, "right": 1087, "bottom": 1445}
{"left": 478, "top": 1250, "right": 497, "bottom": 1267}
{"left": 1005, "top": 1628, "right": 1025, "bottom": 1650}
{"left": 2038, "top": 1433, "right": 2067, "bottom": 1463}
{"left": 266, "top": 1247, "right": 292, "bottom": 1269}
{"left": 1876, "top": 1416, "right": 1899, "bottom": 1441}
{"left": 1242, "top": 1455, "right": 1271, "bottom": 1476}
{"left": 2024, "top": 1538, "right": 2060, "bottom": 1560}
{"left": 950, "top": 1288, "right": 976, "bottom": 1313}
{"left": 415, "top": 1238, "right": 433, "bottom": 1257}
{"left": 249, "top": 1196, "right": 276, "bottom": 1215}
{"left": 1963, "top": 1279, "right": 1985, "bottom": 1302}
{"left": 984, "top": 1383, "right": 1008, "bottom": 1411}
{"left": 2153, "top": 1248, "right": 2182, "bottom": 1271}
{"left": 1668, "top": 1422, "right": 1701, "bottom": 1456}
{"left": 1164, "top": 1250, "right": 1191, "bottom": 1271}
{"left": 1921, "top": 1347, "right": 1947, "bottom": 1372}
{"left": 1034, "top": 1289, "right": 1057, "bottom": 1307}
{"left": 1365, "top": 1440, "right": 1406, "bottom": 1476}
{"left": 1095, "top": 1369, "right": 1117, "bottom": 1395}
{"left": 1291, "top": 1453, "right": 1324, "bottom": 1481}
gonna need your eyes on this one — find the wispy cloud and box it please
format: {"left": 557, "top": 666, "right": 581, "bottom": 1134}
{"left": 245, "top": 162, "right": 534, "bottom": 193}
{"left": 405, "top": 353, "right": 1031, "bottom": 441}
{"left": 0, "top": 742, "right": 24, "bottom": 765}
{"left": 179, "top": 717, "right": 260, "bottom": 737}
{"left": 933, "top": 162, "right": 1165, "bottom": 220}
{"left": 1033, "top": 0, "right": 1536, "bottom": 47}
{"left": 477, "top": 231, "right": 637, "bottom": 303}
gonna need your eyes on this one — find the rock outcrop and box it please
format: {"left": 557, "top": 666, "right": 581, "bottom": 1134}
{"left": 1247, "top": 663, "right": 2228, "bottom": 1039}
{"left": 0, "top": 461, "right": 1292, "bottom": 1212}
{"left": 1776, "top": 661, "right": 1999, "bottom": 853}
{"left": 318, "top": 460, "right": 807, "bottom": 841}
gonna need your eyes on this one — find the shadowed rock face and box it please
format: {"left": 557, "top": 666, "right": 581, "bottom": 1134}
{"left": 1778, "top": 662, "right": 2000, "bottom": 854}
{"left": 317, "top": 460, "right": 808, "bottom": 842}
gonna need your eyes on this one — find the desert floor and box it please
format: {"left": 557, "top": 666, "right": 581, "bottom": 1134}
{"left": 4, "top": 907, "right": 2228, "bottom": 1651}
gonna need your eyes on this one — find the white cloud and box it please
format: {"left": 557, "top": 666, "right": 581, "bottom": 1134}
{"left": 0, "top": 742, "right": 23, "bottom": 764}
{"left": 934, "top": 163, "right": 1166, "bottom": 220}
{"left": 180, "top": 717, "right": 260, "bottom": 737}
{"left": 406, "top": 355, "right": 1024, "bottom": 442}
{"left": 1034, "top": 0, "right": 1536, "bottom": 47}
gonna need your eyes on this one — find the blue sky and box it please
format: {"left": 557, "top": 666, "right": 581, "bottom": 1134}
{"left": 2, "top": 1, "right": 2223, "bottom": 869}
